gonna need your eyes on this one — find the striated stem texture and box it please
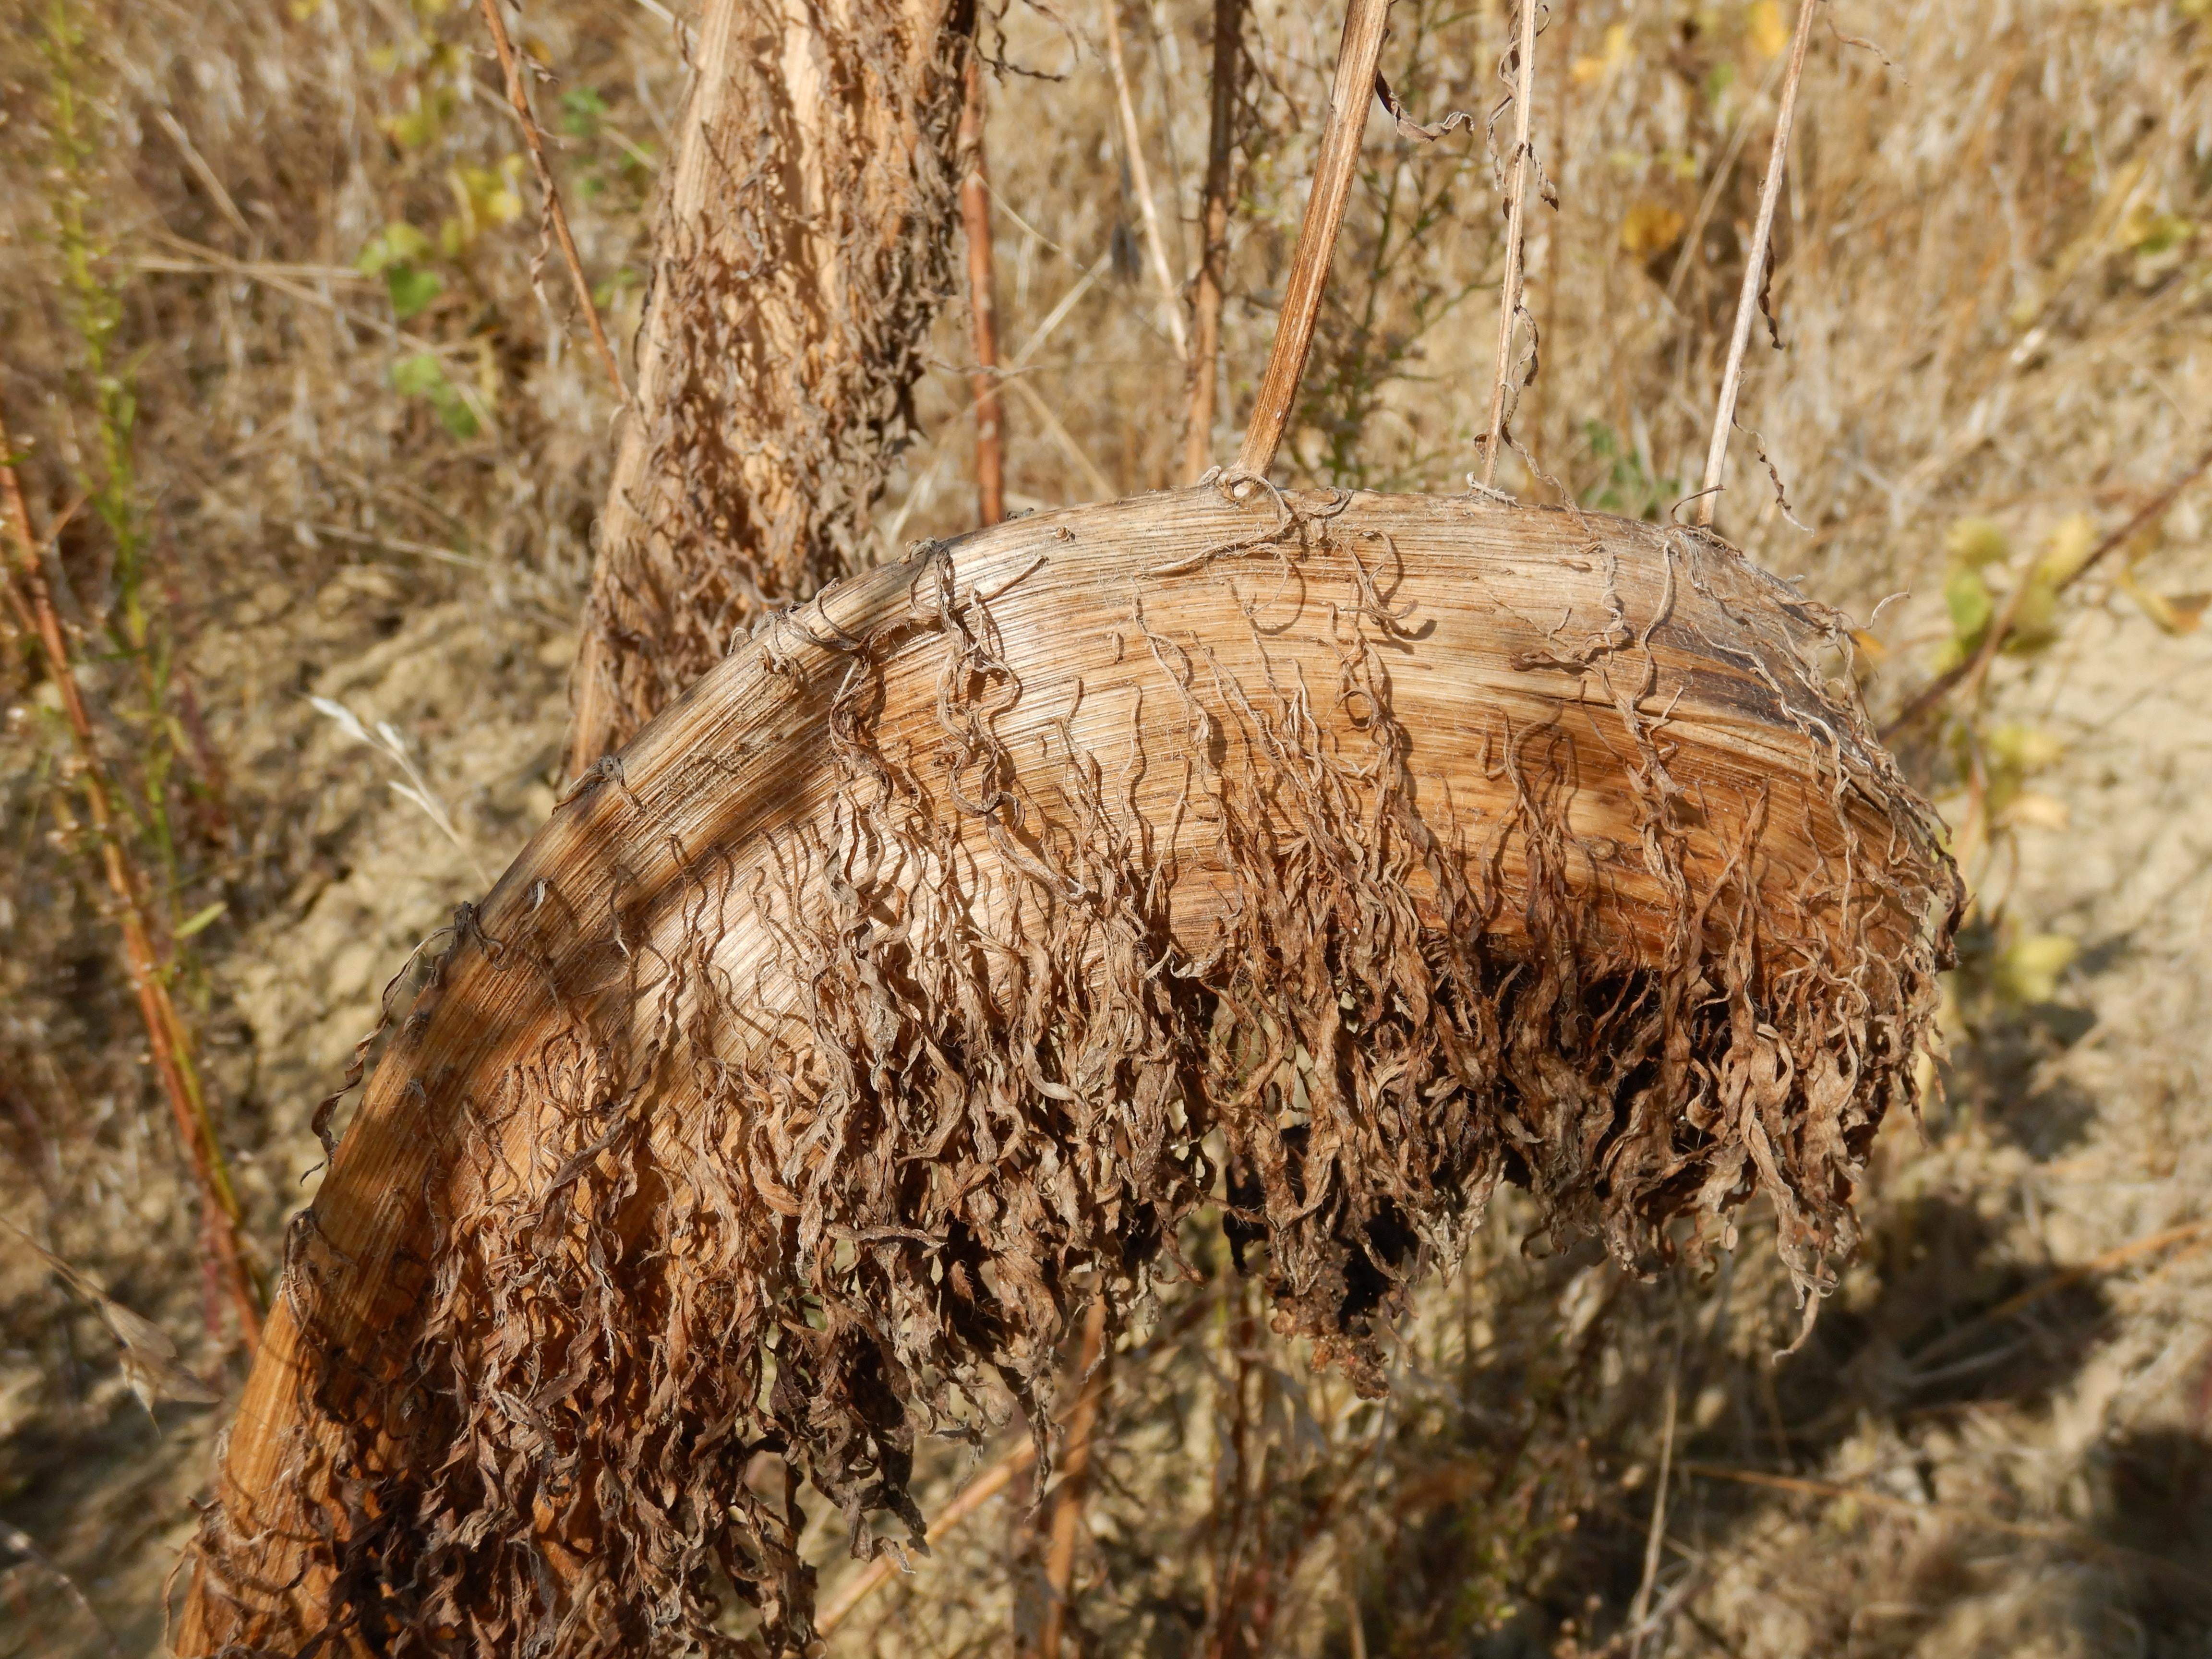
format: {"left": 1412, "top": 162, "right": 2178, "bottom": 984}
{"left": 182, "top": 487, "right": 1955, "bottom": 1656}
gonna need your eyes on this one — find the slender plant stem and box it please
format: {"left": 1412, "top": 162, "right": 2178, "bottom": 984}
{"left": 1235, "top": 0, "right": 1390, "bottom": 481}
{"left": 1695, "top": 0, "right": 1819, "bottom": 527}
{"left": 1183, "top": 0, "right": 1243, "bottom": 484}
{"left": 960, "top": 54, "right": 1007, "bottom": 526}
{"left": 0, "top": 399, "right": 262, "bottom": 1348}
{"left": 1038, "top": 1296, "right": 1110, "bottom": 1659}
{"left": 1479, "top": 0, "right": 1539, "bottom": 489}
{"left": 813, "top": 1283, "right": 1181, "bottom": 1640}
{"left": 1880, "top": 438, "right": 2212, "bottom": 742}
{"left": 1627, "top": 1345, "right": 1680, "bottom": 1658}
{"left": 1101, "top": 0, "right": 1187, "bottom": 360}
{"left": 815, "top": 1437, "right": 1040, "bottom": 1634}
{"left": 477, "top": 0, "right": 628, "bottom": 403}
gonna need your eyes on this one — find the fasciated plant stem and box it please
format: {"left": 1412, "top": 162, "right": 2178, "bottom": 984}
{"left": 0, "top": 400, "right": 261, "bottom": 1349}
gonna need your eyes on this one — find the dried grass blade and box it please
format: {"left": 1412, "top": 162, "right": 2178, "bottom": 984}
{"left": 961, "top": 55, "right": 1007, "bottom": 526}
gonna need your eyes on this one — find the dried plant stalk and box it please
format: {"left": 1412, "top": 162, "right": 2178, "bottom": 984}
{"left": 0, "top": 400, "right": 262, "bottom": 1348}
{"left": 181, "top": 486, "right": 1955, "bottom": 1657}
{"left": 1695, "top": 0, "right": 1819, "bottom": 527}
{"left": 1037, "top": 1298, "right": 1109, "bottom": 1659}
{"left": 1101, "top": 0, "right": 1187, "bottom": 361}
{"left": 564, "top": 0, "right": 974, "bottom": 774}
{"left": 960, "top": 53, "right": 1007, "bottom": 527}
{"left": 1480, "top": 0, "right": 1540, "bottom": 490}
{"left": 1182, "top": 0, "right": 1244, "bottom": 484}
{"left": 475, "top": 0, "right": 626, "bottom": 402}
{"left": 1236, "top": 0, "right": 1390, "bottom": 479}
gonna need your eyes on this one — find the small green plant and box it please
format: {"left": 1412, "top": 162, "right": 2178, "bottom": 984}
{"left": 356, "top": 221, "right": 444, "bottom": 319}
{"left": 391, "top": 352, "right": 481, "bottom": 439}
{"left": 14, "top": 0, "right": 259, "bottom": 1342}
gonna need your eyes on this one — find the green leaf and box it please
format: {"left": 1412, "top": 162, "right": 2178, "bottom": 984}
{"left": 391, "top": 352, "right": 448, "bottom": 399}
{"left": 355, "top": 221, "right": 433, "bottom": 276}
{"left": 559, "top": 86, "right": 608, "bottom": 139}
{"left": 1944, "top": 516, "right": 2009, "bottom": 570}
{"left": 389, "top": 353, "right": 481, "bottom": 439}
{"left": 432, "top": 392, "right": 481, "bottom": 440}
{"left": 384, "top": 264, "right": 443, "bottom": 320}
{"left": 1943, "top": 564, "right": 1992, "bottom": 643}
{"left": 174, "top": 901, "right": 227, "bottom": 939}
{"left": 1995, "top": 932, "right": 2077, "bottom": 1005}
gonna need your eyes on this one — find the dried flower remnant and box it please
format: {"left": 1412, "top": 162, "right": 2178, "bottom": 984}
{"left": 181, "top": 488, "right": 1955, "bottom": 1657}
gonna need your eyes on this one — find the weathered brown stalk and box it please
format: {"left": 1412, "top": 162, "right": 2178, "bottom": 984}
{"left": 1101, "top": 0, "right": 1187, "bottom": 361}
{"left": 816, "top": 1439, "right": 1037, "bottom": 1633}
{"left": 960, "top": 53, "right": 1007, "bottom": 526}
{"left": 564, "top": 0, "right": 974, "bottom": 775}
{"left": 1479, "top": 0, "right": 1539, "bottom": 490}
{"left": 0, "top": 401, "right": 261, "bottom": 1349}
{"left": 181, "top": 483, "right": 1953, "bottom": 1657}
{"left": 1182, "top": 0, "right": 1244, "bottom": 484}
{"left": 1235, "top": 0, "right": 1390, "bottom": 480}
{"left": 1036, "top": 1297, "right": 1110, "bottom": 1659}
{"left": 476, "top": 0, "right": 626, "bottom": 403}
{"left": 1695, "top": 0, "right": 1819, "bottom": 527}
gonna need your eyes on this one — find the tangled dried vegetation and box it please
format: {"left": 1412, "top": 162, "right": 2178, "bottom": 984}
{"left": 2, "top": 0, "right": 2210, "bottom": 1656}
{"left": 183, "top": 492, "right": 1952, "bottom": 1653}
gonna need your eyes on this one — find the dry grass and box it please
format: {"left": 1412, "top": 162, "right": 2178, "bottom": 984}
{"left": 1, "top": 0, "right": 2209, "bottom": 1655}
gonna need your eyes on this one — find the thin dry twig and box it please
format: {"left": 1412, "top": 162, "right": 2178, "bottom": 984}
{"left": 815, "top": 1438, "right": 1041, "bottom": 1634}
{"left": 1881, "top": 439, "right": 2212, "bottom": 740}
{"left": 1627, "top": 1346, "right": 1680, "bottom": 1657}
{"left": 476, "top": 0, "right": 627, "bottom": 403}
{"left": 1907, "top": 1218, "right": 2210, "bottom": 1371}
{"left": 1663, "top": 47, "right": 1789, "bottom": 308}
{"left": 1039, "top": 1297, "right": 1110, "bottom": 1659}
{"left": 0, "top": 399, "right": 262, "bottom": 1349}
{"left": 1100, "top": 0, "right": 1186, "bottom": 361}
{"left": 1480, "top": 0, "right": 1540, "bottom": 489}
{"left": 1182, "top": 0, "right": 1243, "bottom": 484}
{"left": 960, "top": 54, "right": 1007, "bottom": 526}
{"left": 1235, "top": 0, "right": 1392, "bottom": 480}
{"left": 1008, "top": 375, "right": 1116, "bottom": 500}
{"left": 815, "top": 1298, "right": 1125, "bottom": 1640}
{"left": 0, "top": 1516, "right": 121, "bottom": 1659}
{"left": 1695, "top": 0, "right": 1820, "bottom": 527}
{"left": 2, "top": 1220, "right": 222, "bottom": 1416}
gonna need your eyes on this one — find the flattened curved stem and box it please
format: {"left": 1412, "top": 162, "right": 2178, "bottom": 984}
{"left": 182, "top": 492, "right": 1952, "bottom": 1659}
